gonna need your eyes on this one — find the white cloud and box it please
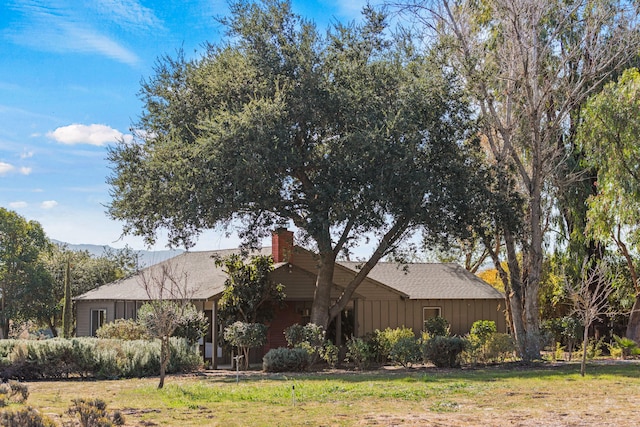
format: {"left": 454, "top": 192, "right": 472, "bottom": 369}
{"left": 93, "top": 0, "right": 163, "bottom": 31}
{"left": 20, "top": 167, "right": 32, "bottom": 175}
{"left": 0, "top": 162, "right": 15, "bottom": 175}
{"left": 41, "top": 200, "right": 59, "bottom": 209}
{"left": 20, "top": 149, "right": 34, "bottom": 159}
{"left": 47, "top": 124, "right": 133, "bottom": 146}
{"left": 6, "top": 1, "right": 142, "bottom": 66}
{"left": 9, "top": 201, "right": 28, "bottom": 209}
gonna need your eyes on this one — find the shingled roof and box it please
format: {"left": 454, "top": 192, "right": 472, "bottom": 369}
{"left": 75, "top": 246, "right": 502, "bottom": 302}
{"left": 338, "top": 261, "right": 503, "bottom": 300}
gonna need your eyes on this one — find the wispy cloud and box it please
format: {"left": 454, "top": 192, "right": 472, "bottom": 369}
{"left": 47, "top": 124, "right": 132, "bottom": 146}
{"left": 5, "top": 0, "right": 163, "bottom": 66}
{"left": 9, "top": 201, "right": 28, "bottom": 209}
{"left": 20, "top": 167, "right": 32, "bottom": 175}
{"left": 0, "top": 162, "right": 15, "bottom": 176}
{"left": 20, "top": 150, "right": 34, "bottom": 159}
{"left": 41, "top": 200, "right": 59, "bottom": 209}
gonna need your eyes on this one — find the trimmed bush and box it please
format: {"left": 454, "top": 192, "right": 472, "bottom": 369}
{"left": 263, "top": 348, "right": 309, "bottom": 372}
{"left": 374, "top": 327, "right": 415, "bottom": 361}
{"left": 284, "top": 323, "right": 327, "bottom": 367}
{"left": 470, "top": 320, "right": 497, "bottom": 342}
{"left": 388, "top": 337, "right": 421, "bottom": 368}
{"left": 0, "top": 406, "right": 56, "bottom": 427}
{"left": 422, "top": 336, "right": 467, "bottom": 368}
{"left": 96, "top": 319, "right": 148, "bottom": 340}
{"left": 423, "top": 317, "right": 450, "bottom": 337}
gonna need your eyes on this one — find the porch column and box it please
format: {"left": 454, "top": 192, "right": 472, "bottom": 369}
{"left": 212, "top": 299, "right": 218, "bottom": 369}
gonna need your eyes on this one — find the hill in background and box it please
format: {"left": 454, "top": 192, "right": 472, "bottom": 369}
{"left": 51, "top": 240, "right": 183, "bottom": 268}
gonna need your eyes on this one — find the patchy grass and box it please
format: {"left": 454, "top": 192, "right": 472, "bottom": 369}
{"left": 12, "top": 361, "right": 640, "bottom": 426}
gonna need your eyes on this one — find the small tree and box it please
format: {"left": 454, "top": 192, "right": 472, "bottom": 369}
{"left": 567, "top": 261, "right": 616, "bottom": 376}
{"left": 216, "top": 254, "right": 285, "bottom": 325}
{"left": 137, "top": 260, "right": 198, "bottom": 388}
{"left": 223, "top": 321, "right": 268, "bottom": 370}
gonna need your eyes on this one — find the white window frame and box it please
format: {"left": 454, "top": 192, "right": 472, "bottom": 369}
{"left": 90, "top": 308, "right": 107, "bottom": 336}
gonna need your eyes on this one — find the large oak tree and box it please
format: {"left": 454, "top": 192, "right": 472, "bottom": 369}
{"left": 108, "top": 0, "right": 493, "bottom": 328}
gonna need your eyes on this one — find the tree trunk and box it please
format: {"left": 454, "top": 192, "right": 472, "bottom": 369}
{"left": 158, "top": 336, "right": 169, "bottom": 389}
{"left": 626, "top": 295, "right": 640, "bottom": 343}
{"left": 310, "top": 248, "right": 336, "bottom": 330}
{"left": 504, "top": 229, "right": 528, "bottom": 359}
{"left": 581, "top": 324, "right": 589, "bottom": 377}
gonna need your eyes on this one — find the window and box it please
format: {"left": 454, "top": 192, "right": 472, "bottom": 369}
{"left": 91, "top": 309, "right": 106, "bottom": 336}
{"left": 423, "top": 307, "right": 441, "bottom": 330}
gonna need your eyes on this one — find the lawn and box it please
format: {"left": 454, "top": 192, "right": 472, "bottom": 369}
{"left": 12, "top": 361, "right": 640, "bottom": 426}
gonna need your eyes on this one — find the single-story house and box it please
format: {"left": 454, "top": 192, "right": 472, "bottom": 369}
{"left": 75, "top": 229, "right": 506, "bottom": 367}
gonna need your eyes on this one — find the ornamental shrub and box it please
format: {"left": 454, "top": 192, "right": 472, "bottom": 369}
{"left": 423, "top": 317, "right": 450, "bottom": 337}
{"left": 262, "top": 348, "right": 309, "bottom": 372}
{"left": 388, "top": 336, "right": 421, "bottom": 367}
{"left": 485, "top": 333, "right": 515, "bottom": 362}
{"left": 284, "top": 323, "right": 326, "bottom": 367}
{"left": 470, "top": 320, "right": 497, "bottom": 343}
{"left": 96, "top": 319, "right": 148, "bottom": 340}
{"left": 0, "top": 338, "right": 201, "bottom": 380}
{"left": 422, "top": 336, "right": 467, "bottom": 368}
{"left": 374, "top": 327, "right": 415, "bottom": 361}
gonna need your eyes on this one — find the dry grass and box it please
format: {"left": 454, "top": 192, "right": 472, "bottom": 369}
{"left": 13, "top": 360, "right": 640, "bottom": 426}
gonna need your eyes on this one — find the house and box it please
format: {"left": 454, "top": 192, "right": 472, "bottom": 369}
{"left": 75, "top": 229, "right": 506, "bottom": 367}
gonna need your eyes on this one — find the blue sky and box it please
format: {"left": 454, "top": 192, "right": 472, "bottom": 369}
{"left": 0, "top": 0, "right": 370, "bottom": 251}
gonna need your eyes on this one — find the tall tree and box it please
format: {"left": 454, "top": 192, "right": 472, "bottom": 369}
{"left": 108, "top": 0, "right": 491, "bottom": 329}
{"left": 0, "top": 208, "right": 51, "bottom": 338}
{"left": 396, "top": 0, "right": 640, "bottom": 359}
{"left": 579, "top": 68, "right": 640, "bottom": 342}
{"left": 40, "top": 244, "right": 139, "bottom": 336}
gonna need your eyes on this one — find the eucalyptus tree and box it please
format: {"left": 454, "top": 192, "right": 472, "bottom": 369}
{"left": 579, "top": 68, "right": 640, "bottom": 342}
{"left": 395, "top": 0, "right": 640, "bottom": 359}
{"left": 108, "top": 0, "right": 491, "bottom": 329}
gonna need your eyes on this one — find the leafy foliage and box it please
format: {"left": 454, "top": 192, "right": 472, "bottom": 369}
{"left": 388, "top": 337, "right": 422, "bottom": 368}
{"left": 262, "top": 347, "right": 309, "bottom": 372}
{"left": 423, "top": 317, "right": 450, "bottom": 338}
{"left": 224, "top": 321, "right": 268, "bottom": 369}
{"left": 68, "top": 398, "right": 125, "bottom": 427}
{"left": 0, "top": 406, "right": 57, "bottom": 427}
{"left": 0, "top": 208, "right": 51, "bottom": 339}
{"left": 284, "top": 323, "right": 326, "bottom": 367}
{"left": 0, "top": 338, "right": 201, "bottom": 381}
{"left": 345, "top": 337, "right": 376, "bottom": 370}
{"left": 107, "top": 0, "right": 491, "bottom": 330}
{"left": 217, "top": 254, "right": 285, "bottom": 326}
{"left": 96, "top": 319, "right": 149, "bottom": 340}
{"left": 374, "top": 326, "right": 416, "bottom": 361}
{"left": 422, "top": 336, "right": 467, "bottom": 368}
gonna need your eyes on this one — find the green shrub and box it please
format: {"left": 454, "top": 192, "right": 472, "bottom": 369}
{"left": 96, "top": 319, "right": 148, "bottom": 340}
{"left": 0, "top": 338, "right": 201, "bottom": 380}
{"left": 422, "top": 336, "right": 467, "bottom": 368}
{"left": 68, "top": 398, "right": 125, "bottom": 427}
{"left": 485, "top": 333, "right": 515, "bottom": 362}
{"left": 470, "top": 320, "right": 497, "bottom": 343}
{"left": 319, "top": 342, "right": 339, "bottom": 368}
{"left": 388, "top": 337, "right": 421, "bottom": 367}
{"left": 423, "top": 317, "right": 450, "bottom": 337}
{"left": 374, "top": 327, "right": 415, "bottom": 361}
{"left": 284, "top": 323, "right": 326, "bottom": 367}
{"left": 262, "top": 348, "right": 309, "bottom": 372}
{"left": 610, "top": 335, "right": 640, "bottom": 359}
{"left": 0, "top": 406, "right": 56, "bottom": 427}
{"left": 345, "top": 337, "right": 376, "bottom": 370}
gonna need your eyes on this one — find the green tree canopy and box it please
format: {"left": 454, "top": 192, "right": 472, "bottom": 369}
{"left": 108, "top": 0, "right": 492, "bottom": 328}
{"left": 217, "top": 254, "right": 285, "bottom": 326}
{"left": 579, "top": 68, "right": 640, "bottom": 342}
{"left": 0, "top": 207, "right": 51, "bottom": 338}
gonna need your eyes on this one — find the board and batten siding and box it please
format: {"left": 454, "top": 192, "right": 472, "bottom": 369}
{"left": 356, "top": 298, "right": 507, "bottom": 337}
{"left": 76, "top": 300, "right": 117, "bottom": 337}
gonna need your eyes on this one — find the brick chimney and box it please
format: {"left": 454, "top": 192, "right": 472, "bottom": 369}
{"left": 272, "top": 228, "right": 294, "bottom": 263}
